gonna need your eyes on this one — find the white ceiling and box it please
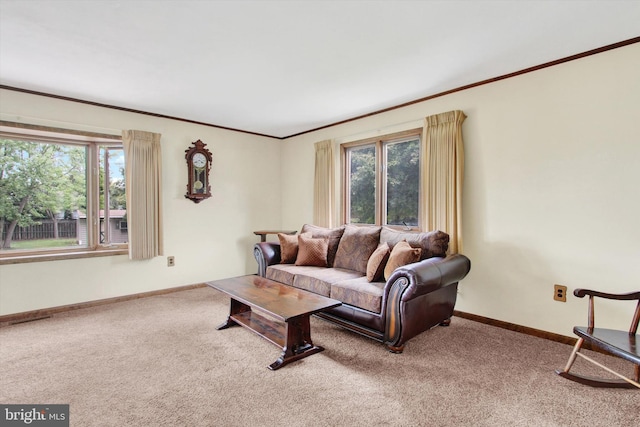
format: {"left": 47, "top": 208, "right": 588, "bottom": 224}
{"left": 1, "top": 1, "right": 639, "bottom": 139}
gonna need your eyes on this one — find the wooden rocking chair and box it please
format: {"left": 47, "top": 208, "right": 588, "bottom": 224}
{"left": 556, "top": 288, "right": 640, "bottom": 389}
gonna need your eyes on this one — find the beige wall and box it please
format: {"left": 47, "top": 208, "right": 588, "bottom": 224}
{"left": 0, "top": 89, "right": 282, "bottom": 315}
{"left": 281, "top": 43, "right": 640, "bottom": 337}
{"left": 1, "top": 43, "right": 638, "bottom": 338}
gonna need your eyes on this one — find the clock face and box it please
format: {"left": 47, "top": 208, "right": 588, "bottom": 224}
{"left": 192, "top": 152, "right": 207, "bottom": 168}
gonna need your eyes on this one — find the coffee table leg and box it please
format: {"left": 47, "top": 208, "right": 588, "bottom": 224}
{"left": 217, "top": 298, "right": 249, "bottom": 330}
{"left": 268, "top": 315, "right": 324, "bottom": 370}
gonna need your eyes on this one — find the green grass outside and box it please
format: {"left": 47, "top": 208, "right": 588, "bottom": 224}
{"left": 9, "top": 238, "right": 79, "bottom": 250}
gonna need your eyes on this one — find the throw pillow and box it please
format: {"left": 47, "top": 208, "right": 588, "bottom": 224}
{"left": 384, "top": 240, "right": 422, "bottom": 280}
{"left": 366, "top": 242, "right": 390, "bottom": 282}
{"left": 334, "top": 225, "right": 382, "bottom": 274}
{"left": 380, "top": 227, "right": 449, "bottom": 259}
{"left": 278, "top": 232, "right": 310, "bottom": 264}
{"left": 295, "top": 234, "right": 329, "bottom": 267}
{"left": 300, "top": 224, "right": 345, "bottom": 267}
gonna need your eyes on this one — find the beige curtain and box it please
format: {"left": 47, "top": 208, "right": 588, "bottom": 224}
{"left": 122, "top": 130, "right": 164, "bottom": 260}
{"left": 420, "top": 110, "right": 466, "bottom": 254}
{"left": 313, "top": 139, "right": 335, "bottom": 228}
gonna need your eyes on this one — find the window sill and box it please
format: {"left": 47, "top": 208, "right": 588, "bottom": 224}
{"left": 0, "top": 248, "right": 128, "bottom": 265}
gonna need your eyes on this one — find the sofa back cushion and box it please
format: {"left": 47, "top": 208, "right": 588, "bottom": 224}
{"left": 334, "top": 225, "right": 381, "bottom": 274}
{"left": 300, "top": 224, "right": 345, "bottom": 267}
{"left": 380, "top": 227, "right": 449, "bottom": 260}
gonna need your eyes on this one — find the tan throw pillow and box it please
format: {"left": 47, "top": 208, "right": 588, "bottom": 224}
{"left": 366, "top": 242, "right": 390, "bottom": 282}
{"left": 384, "top": 240, "right": 422, "bottom": 280}
{"left": 295, "top": 234, "right": 329, "bottom": 267}
{"left": 300, "top": 224, "right": 345, "bottom": 267}
{"left": 380, "top": 227, "right": 449, "bottom": 260}
{"left": 278, "top": 232, "right": 310, "bottom": 264}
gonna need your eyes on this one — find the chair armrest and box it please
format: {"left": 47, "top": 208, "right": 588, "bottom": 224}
{"left": 574, "top": 288, "right": 640, "bottom": 301}
{"left": 386, "top": 253, "right": 471, "bottom": 301}
{"left": 574, "top": 288, "right": 640, "bottom": 334}
{"left": 253, "top": 242, "right": 281, "bottom": 277}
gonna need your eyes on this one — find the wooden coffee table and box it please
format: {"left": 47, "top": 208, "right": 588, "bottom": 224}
{"left": 206, "top": 275, "right": 341, "bottom": 370}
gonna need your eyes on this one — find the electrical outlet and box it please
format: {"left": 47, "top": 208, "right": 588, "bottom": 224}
{"left": 554, "top": 284, "right": 567, "bottom": 302}
{"left": 167, "top": 256, "right": 175, "bottom": 267}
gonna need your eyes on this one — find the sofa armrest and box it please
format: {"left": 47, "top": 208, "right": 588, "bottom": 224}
{"left": 386, "top": 253, "right": 471, "bottom": 301}
{"left": 254, "top": 242, "right": 281, "bottom": 277}
{"left": 382, "top": 253, "right": 471, "bottom": 351}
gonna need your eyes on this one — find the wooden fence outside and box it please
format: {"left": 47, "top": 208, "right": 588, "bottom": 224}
{"left": 1, "top": 220, "right": 78, "bottom": 241}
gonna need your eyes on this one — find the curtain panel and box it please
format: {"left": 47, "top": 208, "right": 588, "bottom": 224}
{"left": 122, "top": 130, "right": 164, "bottom": 260}
{"left": 313, "top": 139, "right": 335, "bottom": 228}
{"left": 420, "top": 110, "right": 466, "bottom": 254}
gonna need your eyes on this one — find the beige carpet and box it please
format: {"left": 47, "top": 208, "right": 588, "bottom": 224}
{"left": 1, "top": 287, "right": 638, "bottom": 427}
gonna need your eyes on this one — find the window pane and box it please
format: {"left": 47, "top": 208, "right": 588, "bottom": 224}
{"left": 0, "top": 139, "right": 87, "bottom": 251}
{"left": 386, "top": 139, "right": 419, "bottom": 226}
{"left": 348, "top": 145, "right": 376, "bottom": 224}
{"left": 99, "top": 147, "right": 127, "bottom": 245}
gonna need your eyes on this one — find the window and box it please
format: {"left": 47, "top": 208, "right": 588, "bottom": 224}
{"left": 0, "top": 124, "right": 126, "bottom": 259}
{"left": 342, "top": 129, "right": 421, "bottom": 228}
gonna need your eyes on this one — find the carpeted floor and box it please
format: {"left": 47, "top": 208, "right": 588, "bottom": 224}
{"left": 1, "top": 287, "right": 638, "bottom": 427}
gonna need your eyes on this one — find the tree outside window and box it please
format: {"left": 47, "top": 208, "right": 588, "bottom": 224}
{"left": 0, "top": 127, "right": 126, "bottom": 253}
{"left": 343, "top": 129, "right": 421, "bottom": 228}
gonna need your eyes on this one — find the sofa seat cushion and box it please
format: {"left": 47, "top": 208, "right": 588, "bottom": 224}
{"left": 331, "top": 277, "right": 385, "bottom": 314}
{"left": 292, "top": 267, "right": 363, "bottom": 297}
{"left": 266, "top": 264, "right": 302, "bottom": 286}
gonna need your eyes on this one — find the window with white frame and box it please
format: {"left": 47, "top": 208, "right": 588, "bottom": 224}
{"left": 342, "top": 129, "right": 421, "bottom": 228}
{"left": 0, "top": 124, "right": 126, "bottom": 256}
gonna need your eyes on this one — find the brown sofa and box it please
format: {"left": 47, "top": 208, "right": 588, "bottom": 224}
{"left": 253, "top": 224, "right": 471, "bottom": 352}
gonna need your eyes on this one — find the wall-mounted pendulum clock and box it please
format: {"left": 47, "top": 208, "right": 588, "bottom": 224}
{"left": 184, "top": 139, "right": 212, "bottom": 203}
